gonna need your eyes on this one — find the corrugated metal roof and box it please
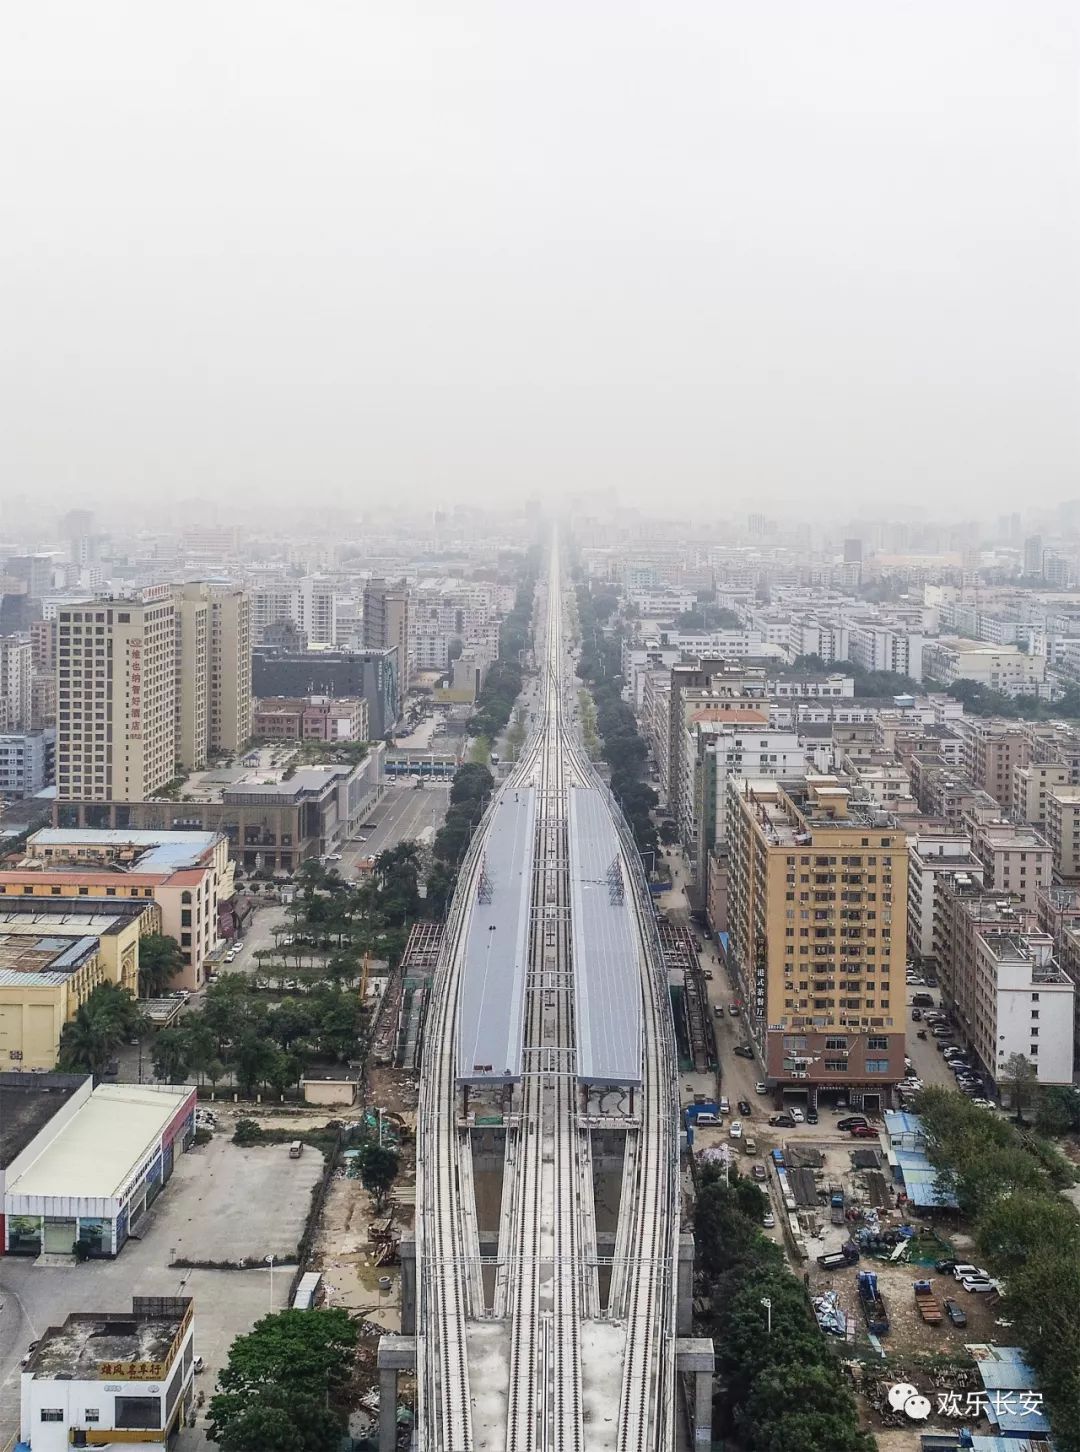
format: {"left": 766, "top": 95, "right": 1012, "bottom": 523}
{"left": 456, "top": 789, "right": 537, "bottom": 1084}
{"left": 567, "top": 787, "right": 642, "bottom": 1085}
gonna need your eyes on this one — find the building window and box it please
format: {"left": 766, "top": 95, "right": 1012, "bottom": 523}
{"left": 867, "top": 1035, "right": 888, "bottom": 1050}
{"left": 85, "top": 1409, "right": 100, "bottom": 1422}
{"left": 825, "top": 1036, "right": 848, "bottom": 1051}
{"left": 824, "top": 1058, "right": 848, "bottom": 1072}
{"left": 41, "top": 1410, "right": 64, "bottom": 1422}
{"left": 866, "top": 1059, "right": 889, "bottom": 1073}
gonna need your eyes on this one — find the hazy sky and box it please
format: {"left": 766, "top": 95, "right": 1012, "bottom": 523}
{"left": 3, "top": 1, "right": 1079, "bottom": 521}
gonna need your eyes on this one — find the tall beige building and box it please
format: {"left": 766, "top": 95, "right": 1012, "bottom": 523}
{"left": 726, "top": 773, "right": 909, "bottom": 1111}
{"left": 174, "top": 585, "right": 210, "bottom": 769}
{"left": 57, "top": 584, "right": 252, "bottom": 800}
{"left": 364, "top": 579, "right": 410, "bottom": 693}
{"left": 172, "top": 583, "right": 252, "bottom": 765}
{"left": 56, "top": 591, "right": 177, "bottom": 801}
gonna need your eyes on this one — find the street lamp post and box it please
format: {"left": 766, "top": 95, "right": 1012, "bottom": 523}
{"left": 266, "top": 1254, "right": 276, "bottom": 1312}
{"left": 760, "top": 1296, "right": 772, "bottom": 1335}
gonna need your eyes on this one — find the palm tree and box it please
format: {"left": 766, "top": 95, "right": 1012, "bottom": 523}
{"left": 59, "top": 1005, "right": 114, "bottom": 1076}
{"left": 137, "top": 933, "right": 185, "bottom": 998}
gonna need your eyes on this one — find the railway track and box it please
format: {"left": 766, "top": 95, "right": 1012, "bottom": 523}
{"left": 418, "top": 534, "right": 678, "bottom": 1451}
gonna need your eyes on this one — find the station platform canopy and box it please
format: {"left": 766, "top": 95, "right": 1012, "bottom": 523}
{"left": 568, "top": 787, "right": 642, "bottom": 1085}
{"left": 456, "top": 788, "right": 537, "bottom": 1084}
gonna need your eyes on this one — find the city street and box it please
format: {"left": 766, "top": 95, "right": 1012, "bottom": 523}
{"left": 345, "top": 782, "right": 450, "bottom": 861}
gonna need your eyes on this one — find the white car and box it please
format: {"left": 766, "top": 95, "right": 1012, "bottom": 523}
{"left": 326, "top": 853, "right": 343, "bottom": 862}
{"left": 762, "top": 1211, "right": 775, "bottom": 1228}
{"left": 961, "top": 1277, "right": 998, "bottom": 1294}
{"left": 729, "top": 1120, "right": 743, "bottom": 1140}
{"left": 755, "top": 1081, "right": 768, "bottom": 1095}
{"left": 790, "top": 1107, "right": 805, "bottom": 1123}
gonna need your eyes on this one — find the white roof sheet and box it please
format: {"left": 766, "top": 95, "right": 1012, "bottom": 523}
{"left": 5, "top": 1083, "right": 193, "bottom": 1203}
{"left": 568, "top": 787, "right": 642, "bottom": 1085}
{"left": 456, "top": 788, "right": 537, "bottom": 1083}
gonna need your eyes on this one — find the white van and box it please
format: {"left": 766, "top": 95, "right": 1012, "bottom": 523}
{"left": 695, "top": 1112, "right": 719, "bottom": 1126}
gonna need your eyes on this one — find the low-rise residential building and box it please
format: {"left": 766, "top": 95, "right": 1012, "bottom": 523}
{"left": 0, "top": 898, "right": 154, "bottom": 1070}
{"left": 253, "top": 694, "right": 368, "bottom": 743}
{"left": 972, "top": 931, "right": 1074, "bottom": 1088}
{"left": 970, "top": 820, "right": 1053, "bottom": 910}
{"left": 960, "top": 718, "right": 1031, "bottom": 808}
{"left": 906, "top": 834, "right": 985, "bottom": 965}
{"left": 1011, "top": 760, "right": 1071, "bottom": 828}
{"left": 1, "top": 828, "right": 232, "bottom": 990}
{"left": 1045, "top": 784, "right": 1080, "bottom": 882}
{"left": 920, "top": 638, "right": 1047, "bottom": 696}
{"left": 687, "top": 719, "right": 804, "bottom": 884}
{"left": 0, "top": 728, "right": 54, "bottom": 797}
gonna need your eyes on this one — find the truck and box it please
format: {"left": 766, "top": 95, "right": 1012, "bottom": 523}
{"left": 856, "top": 1270, "right": 889, "bottom": 1335}
{"left": 913, "top": 1279, "right": 943, "bottom": 1325}
{"left": 817, "top": 1242, "right": 859, "bottom": 1270}
{"left": 829, "top": 1187, "right": 845, "bottom": 1225}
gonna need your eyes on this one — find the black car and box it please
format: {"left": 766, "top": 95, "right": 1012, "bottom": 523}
{"left": 805, "top": 1107, "right": 819, "bottom": 1124}
{"left": 737, "top": 1099, "right": 752, "bottom": 1116}
{"left": 836, "top": 1116, "right": 868, "bottom": 1131}
{"left": 733, "top": 1044, "right": 754, "bottom": 1059}
{"left": 769, "top": 1113, "right": 795, "bottom": 1128}
{"left": 935, "top": 1259, "right": 958, "bottom": 1274}
{"left": 943, "top": 1297, "right": 967, "bottom": 1328}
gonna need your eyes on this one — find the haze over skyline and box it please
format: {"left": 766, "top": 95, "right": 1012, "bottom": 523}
{"left": 3, "top": 1, "right": 1079, "bottom": 519}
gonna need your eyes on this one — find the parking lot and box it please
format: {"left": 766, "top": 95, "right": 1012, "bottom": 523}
{"left": 0, "top": 1131, "right": 323, "bottom": 1444}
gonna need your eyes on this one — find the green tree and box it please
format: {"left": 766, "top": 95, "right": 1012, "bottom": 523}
{"left": 58, "top": 1004, "right": 115, "bottom": 1076}
{"left": 137, "top": 932, "right": 185, "bottom": 998}
{"left": 1001, "top": 1051, "right": 1040, "bottom": 1123}
{"left": 58, "top": 983, "right": 143, "bottom": 1075}
{"left": 208, "top": 1309, "right": 358, "bottom": 1452}
{"left": 151, "top": 1027, "right": 192, "bottom": 1084}
{"left": 1036, "top": 1085, "right": 1080, "bottom": 1136}
{"left": 357, "top": 1142, "right": 400, "bottom": 1209}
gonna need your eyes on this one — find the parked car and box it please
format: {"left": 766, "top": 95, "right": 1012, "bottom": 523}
{"left": 935, "top": 1259, "right": 958, "bottom": 1274}
{"left": 943, "top": 1297, "right": 967, "bottom": 1327}
{"left": 326, "top": 853, "right": 343, "bottom": 862}
{"left": 719, "top": 1097, "right": 731, "bottom": 1115}
{"left": 729, "top": 1120, "right": 743, "bottom": 1140}
{"left": 912, "top": 992, "right": 935, "bottom": 1007}
{"left": 911, "top": 1007, "right": 923, "bottom": 1021}
{"left": 751, "top": 1164, "right": 767, "bottom": 1182}
{"left": 728, "top": 1004, "right": 741, "bottom": 1017}
{"left": 805, "top": 1107, "right": 818, "bottom": 1124}
{"left": 952, "top": 1264, "right": 988, "bottom": 1281}
{"left": 737, "top": 1099, "right": 752, "bottom": 1116}
{"left": 961, "top": 1277, "right": 998, "bottom": 1294}
{"left": 790, "top": 1107, "right": 805, "bottom": 1123}
{"left": 754, "top": 1080, "right": 768, "bottom": 1094}
{"left": 932, "top": 1025, "right": 952, "bottom": 1037}
{"left": 734, "top": 1045, "right": 754, "bottom": 1059}
{"left": 849, "top": 1124, "right": 878, "bottom": 1138}
{"left": 837, "top": 1116, "right": 868, "bottom": 1131}
{"left": 769, "top": 1114, "right": 795, "bottom": 1128}
{"left": 762, "top": 1211, "right": 775, "bottom": 1229}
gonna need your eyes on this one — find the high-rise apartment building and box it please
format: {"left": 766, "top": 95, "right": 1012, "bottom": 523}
{"left": 208, "top": 584, "right": 253, "bottom": 754}
{"left": 363, "top": 579, "right": 411, "bottom": 692}
{"left": 56, "top": 592, "right": 177, "bottom": 802}
{"left": 56, "top": 585, "right": 252, "bottom": 801}
{"left": 172, "top": 583, "right": 251, "bottom": 764}
{"left": 726, "top": 773, "right": 908, "bottom": 1109}
{"left": 0, "top": 634, "right": 32, "bottom": 731}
